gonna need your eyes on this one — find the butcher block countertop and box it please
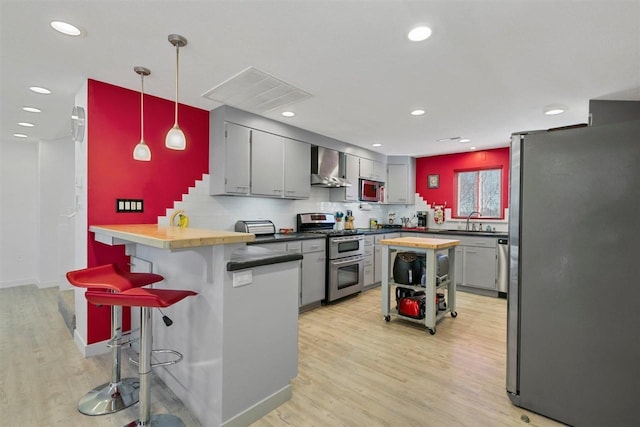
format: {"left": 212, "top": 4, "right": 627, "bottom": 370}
{"left": 379, "top": 236, "right": 460, "bottom": 250}
{"left": 90, "top": 224, "right": 255, "bottom": 249}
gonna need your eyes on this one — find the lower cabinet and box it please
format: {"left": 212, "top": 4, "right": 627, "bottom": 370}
{"left": 300, "top": 239, "right": 326, "bottom": 307}
{"left": 250, "top": 239, "right": 326, "bottom": 309}
{"left": 363, "top": 235, "right": 375, "bottom": 287}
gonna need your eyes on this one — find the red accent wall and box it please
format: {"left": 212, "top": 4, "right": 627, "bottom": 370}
{"left": 86, "top": 79, "right": 209, "bottom": 344}
{"left": 415, "top": 148, "right": 510, "bottom": 218}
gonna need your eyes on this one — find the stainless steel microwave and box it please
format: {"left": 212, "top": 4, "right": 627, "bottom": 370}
{"left": 359, "top": 179, "right": 383, "bottom": 202}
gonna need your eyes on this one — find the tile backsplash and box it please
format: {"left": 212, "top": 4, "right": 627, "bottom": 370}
{"left": 159, "top": 174, "right": 508, "bottom": 233}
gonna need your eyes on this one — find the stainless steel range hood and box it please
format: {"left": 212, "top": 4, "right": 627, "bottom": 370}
{"left": 310, "top": 146, "right": 352, "bottom": 188}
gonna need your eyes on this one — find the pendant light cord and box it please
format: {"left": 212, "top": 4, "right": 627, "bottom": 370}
{"left": 174, "top": 43, "right": 179, "bottom": 126}
{"left": 140, "top": 73, "right": 145, "bottom": 141}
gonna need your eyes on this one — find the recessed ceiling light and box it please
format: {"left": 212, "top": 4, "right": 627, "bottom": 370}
{"left": 543, "top": 104, "right": 568, "bottom": 115}
{"left": 436, "top": 136, "right": 461, "bottom": 143}
{"left": 22, "top": 106, "right": 42, "bottom": 113}
{"left": 13, "top": 133, "right": 28, "bottom": 138}
{"left": 281, "top": 111, "right": 295, "bottom": 117}
{"left": 407, "top": 26, "right": 432, "bottom": 42}
{"left": 460, "top": 138, "right": 471, "bottom": 143}
{"left": 50, "top": 21, "right": 83, "bottom": 36}
{"left": 30, "top": 86, "right": 51, "bottom": 94}
{"left": 18, "top": 122, "right": 34, "bottom": 127}
{"left": 372, "top": 143, "right": 382, "bottom": 147}
{"left": 411, "top": 109, "right": 425, "bottom": 116}
{"left": 469, "top": 146, "right": 477, "bottom": 150}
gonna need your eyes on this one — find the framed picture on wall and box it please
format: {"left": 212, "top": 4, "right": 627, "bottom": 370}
{"left": 428, "top": 174, "right": 439, "bottom": 189}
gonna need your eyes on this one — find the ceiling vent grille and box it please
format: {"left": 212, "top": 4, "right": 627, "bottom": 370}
{"left": 202, "top": 66, "right": 312, "bottom": 114}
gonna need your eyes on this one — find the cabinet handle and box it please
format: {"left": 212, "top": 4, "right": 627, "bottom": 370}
{"left": 466, "top": 250, "right": 478, "bottom": 254}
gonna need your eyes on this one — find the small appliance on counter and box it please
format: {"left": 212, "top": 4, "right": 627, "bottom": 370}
{"left": 417, "top": 211, "right": 428, "bottom": 227}
{"left": 234, "top": 220, "right": 276, "bottom": 235}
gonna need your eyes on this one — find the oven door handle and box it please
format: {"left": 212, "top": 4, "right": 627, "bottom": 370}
{"left": 332, "top": 257, "right": 363, "bottom": 266}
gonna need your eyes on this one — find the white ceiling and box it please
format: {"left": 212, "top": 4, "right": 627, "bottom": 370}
{"left": 1, "top": 0, "right": 639, "bottom": 157}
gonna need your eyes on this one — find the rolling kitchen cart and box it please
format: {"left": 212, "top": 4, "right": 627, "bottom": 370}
{"left": 380, "top": 237, "right": 460, "bottom": 334}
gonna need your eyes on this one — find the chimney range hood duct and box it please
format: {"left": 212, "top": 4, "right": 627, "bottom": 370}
{"left": 310, "top": 146, "right": 352, "bottom": 188}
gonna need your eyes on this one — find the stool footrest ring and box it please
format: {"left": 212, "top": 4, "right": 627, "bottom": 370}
{"left": 129, "top": 349, "right": 183, "bottom": 368}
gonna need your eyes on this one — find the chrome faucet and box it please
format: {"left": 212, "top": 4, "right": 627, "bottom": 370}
{"left": 465, "top": 211, "right": 481, "bottom": 231}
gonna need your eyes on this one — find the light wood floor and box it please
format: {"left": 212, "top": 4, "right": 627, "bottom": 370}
{"left": 0, "top": 285, "right": 564, "bottom": 427}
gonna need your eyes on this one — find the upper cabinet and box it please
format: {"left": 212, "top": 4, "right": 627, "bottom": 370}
{"left": 251, "top": 130, "right": 311, "bottom": 199}
{"left": 360, "top": 158, "right": 386, "bottom": 182}
{"left": 330, "top": 153, "right": 359, "bottom": 202}
{"left": 385, "top": 157, "right": 416, "bottom": 204}
{"left": 210, "top": 122, "right": 251, "bottom": 195}
{"left": 210, "top": 118, "right": 310, "bottom": 199}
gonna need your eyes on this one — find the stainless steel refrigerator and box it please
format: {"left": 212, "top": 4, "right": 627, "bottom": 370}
{"left": 507, "top": 118, "right": 640, "bottom": 427}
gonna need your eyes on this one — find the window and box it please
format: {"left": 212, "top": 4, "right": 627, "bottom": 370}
{"left": 456, "top": 168, "right": 502, "bottom": 218}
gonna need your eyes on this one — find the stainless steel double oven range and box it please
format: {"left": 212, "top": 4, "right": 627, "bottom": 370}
{"left": 297, "top": 213, "right": 364, "bottom": 302}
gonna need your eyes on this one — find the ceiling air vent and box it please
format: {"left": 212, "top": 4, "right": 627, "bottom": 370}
{"left": 202, "top": 66, "right": 312, "bottom": 114}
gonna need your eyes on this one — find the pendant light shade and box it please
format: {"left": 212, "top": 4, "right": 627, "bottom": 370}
{"left": 133, "top": 66, "right": 152, "bottom": 161}
{"left": 165, "top": 34, "right": 187, "bottom": 150}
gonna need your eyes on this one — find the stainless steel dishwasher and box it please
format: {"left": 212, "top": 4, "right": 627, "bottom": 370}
{"left": 497, "top": 238, "right": 508, "bottom": 298}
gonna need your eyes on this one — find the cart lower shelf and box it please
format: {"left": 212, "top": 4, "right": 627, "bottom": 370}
{"left": 384, "top": 307, "right": 458, "bottom": 335}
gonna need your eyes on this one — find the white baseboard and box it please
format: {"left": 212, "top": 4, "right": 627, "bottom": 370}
{"left": 36, "top": 279, "right": 59, "bottom": 289}
{"left": 222, "top": 384, "right": 292, "bottom": 427}
{"left": 73, "top": 329, "right": 110, "bottom": 357}
{"left": 0, "top": 279, "right": 36, "bottom": 289}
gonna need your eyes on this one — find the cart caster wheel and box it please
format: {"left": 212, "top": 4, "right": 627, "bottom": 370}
{"left": 428, "top": 328, "right": 436, "bottom": 335}
{"left": 384, "top": 315, "right": 391, "bottom": 322}
{"left": 451, "top": 311, "right": 458, "bottom": 318}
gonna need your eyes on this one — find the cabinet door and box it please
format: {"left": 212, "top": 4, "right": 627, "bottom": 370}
{"left": 463, "top": 246, "right": 497, "bottom": 290}
{"left": 344, "top": 154, "right": 359, "bottom": 201}
{"left": 374, "top": 244, "right": 382, "bottom": 283}
{"left": 359, "top": 158, "right": 373, "bottom": 179}
{"left": 373, "top": 160, "right": 386, "bottom": 182}
{"left": 283, "top": 138, "right": 310, "bottom": 199}
{"left": 455, "top": 246, "right": 464, "bottom": 286}
{"left": 251, "top": 130, "right": 284, "bottom": 197}
{"left": 386, "top": 164, "right": 408, "bottom": 204}
{"left": 301, "top": 250, "right": 326, "bottom": 306}
{"left": 224, "top": 123, "right": 251, "bottom": 194}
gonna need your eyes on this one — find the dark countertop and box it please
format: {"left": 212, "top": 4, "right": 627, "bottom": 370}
{"left": 227, "top": 246, "right": 303, "bottom": 271}
{"left": 248, "top": 232, "right": 324, "bottom": 244}
{"left": 246, "top": 229, "right": 507, "bottom": 244}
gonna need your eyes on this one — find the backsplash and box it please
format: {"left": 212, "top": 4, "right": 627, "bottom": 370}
{"left": 158, "top": 174, "right": 419, "bottom": 231}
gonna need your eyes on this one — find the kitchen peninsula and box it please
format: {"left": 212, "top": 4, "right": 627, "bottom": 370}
{"left": 89, "top": 224, "right": 302, "bottom": 427}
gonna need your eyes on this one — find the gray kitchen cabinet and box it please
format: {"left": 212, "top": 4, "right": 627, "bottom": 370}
{"left": 283, "top": 137, "right": 311, "bottom": 199}
{"left": 210, "top": 122, "right": 251, "bottom": 195}
{"left": 330, "top": 153, "right": 359, "bottom": 202}
{"left": 363, "top": 235, "right": 375, "bottom": 287}
{"left": 300, "top": 239, "right": 326, "bottom": 307}
{"left": 251, "top": 130, "right": 284, "bottom": 197}
{"left": 385, "top": 164, "right": 410, "bottom": 204}
{"left": 360, "top": 158, "right": 386, "bottom": 182}
{"left": 436, "top": 234, "right": 498, "bottom": 295}
{"left": 251, "top": 130, "right": 310, "bottom": 199}
{"left": 250, "top": 239, "right": 326, "bottom": 309}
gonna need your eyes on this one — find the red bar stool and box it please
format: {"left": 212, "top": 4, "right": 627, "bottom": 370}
{"left": 85, "top": 287, "right": 197, "bottom": 427}
{"left": 66, "top": 264, "right": 164, "bottom": 416}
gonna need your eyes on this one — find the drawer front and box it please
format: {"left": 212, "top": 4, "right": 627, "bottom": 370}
{"left": 302, "top": 239, "right": 325, "bottom": 253}
{"left": 364, "top": 236, "right": 374, "bottom": 246}
{"left": 286, "top": 241, "right": 302, "bottom": 253}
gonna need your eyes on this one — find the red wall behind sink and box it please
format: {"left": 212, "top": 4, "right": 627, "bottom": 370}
{"left": 415, "top": 148, "right": 510, "bottom": 218}
{"left": 86, "top": 79, "right": 209, "bottom": 344}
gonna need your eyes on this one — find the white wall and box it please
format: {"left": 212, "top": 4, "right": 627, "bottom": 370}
{"left": 37, "top": 136, "right": 75, "bottom": 288}
{"left": 0, "top": 140, "right": 38, "bottom": 288}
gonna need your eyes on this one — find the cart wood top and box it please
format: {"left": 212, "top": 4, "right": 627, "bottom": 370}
{"left": 90, "top": 224, "right": 255, "bottom": 249}
{"left": 379, "top": 236, "right": 460, "bottom": 250}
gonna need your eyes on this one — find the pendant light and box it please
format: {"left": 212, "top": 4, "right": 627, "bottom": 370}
{"left": 165, "top": 34, "right": 188, "bottom": 150}
{"left": 133, "top": 66, "right": 152, "bottom": 161}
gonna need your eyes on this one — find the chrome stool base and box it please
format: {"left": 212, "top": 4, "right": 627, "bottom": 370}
{"left": 78, "top": 377, "right": 139, "bottom": 416}
{"left": 124, "top": 414, "right": 184, "bottom": 427}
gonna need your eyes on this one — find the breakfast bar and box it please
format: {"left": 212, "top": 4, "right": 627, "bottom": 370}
{"left": 380, "top": 236, "right": 460, "bottom": 334}
{"left": 89, "top": 224, "right": 302, "bottom": 427}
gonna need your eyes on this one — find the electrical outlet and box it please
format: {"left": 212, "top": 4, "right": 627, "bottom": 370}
{"left": 116, "top": 198, "right": 144, "bottom": 213}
